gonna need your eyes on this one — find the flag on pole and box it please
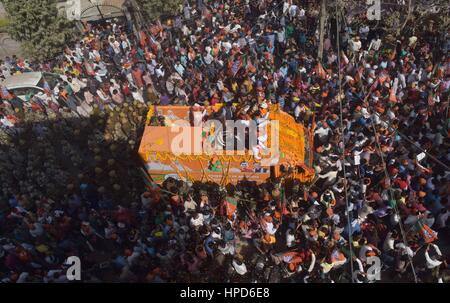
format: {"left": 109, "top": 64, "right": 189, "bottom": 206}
{"left": 140, "top": 167, "right": 154, "bottom": 189}
{"left": 417, "top": 221, "right": 438, "bottom": 244}
{"left": 225, "top": 196, "right": 238, "bottom": 218}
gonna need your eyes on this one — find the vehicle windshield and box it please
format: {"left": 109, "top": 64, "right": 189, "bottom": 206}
{"left": 42, "top": 72, "right": 60, "bottom": 89}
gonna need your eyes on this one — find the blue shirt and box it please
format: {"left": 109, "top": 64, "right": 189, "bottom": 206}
{"left": 224, "top": 229, "right": 235, "bottom": 242}
{"left": 204, "top": 236, "right": 215, "bottom": 256}
{"left": 8, "top": 197, "right": 18, "bottom": 208}
{"left": 280, "top": 66, "right": 288, "bottom": 78}
{"left": 113, "top": 255, "right": 127, "bottom": 268}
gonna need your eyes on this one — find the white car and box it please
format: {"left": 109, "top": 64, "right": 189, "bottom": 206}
{"left": 1, "top": 72, "right": 62, "bottom": 104}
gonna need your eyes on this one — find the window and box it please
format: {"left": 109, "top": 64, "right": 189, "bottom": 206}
{"left": 11, "top": 87, "right": 43, "bottom": 98}
{"left": 42, "top": 72, "right": 61, "bottom": 89}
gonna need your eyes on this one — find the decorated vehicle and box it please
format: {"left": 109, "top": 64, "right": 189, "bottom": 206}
{"left": 138, "top": 104, "right": 315, "bottom": 186}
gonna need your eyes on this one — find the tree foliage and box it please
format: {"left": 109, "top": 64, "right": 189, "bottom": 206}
{"left": 135, "top": 0, "right": 183, "bottom": 22}
{"left": 2, "top": 0, "right": 75, "bottom": 61}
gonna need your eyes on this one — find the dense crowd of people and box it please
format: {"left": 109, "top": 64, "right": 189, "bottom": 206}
{"left": 0, "top": 0, "right": 449, "bottom": 283}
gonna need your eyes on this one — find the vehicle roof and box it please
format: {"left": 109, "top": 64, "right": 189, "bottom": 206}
{"left": 0, "top": 72, "right": 43, "bottom": 89}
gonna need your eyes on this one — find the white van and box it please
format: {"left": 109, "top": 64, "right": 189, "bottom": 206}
{"left": 1, "top": 72, "right": 62, "bottom": 102}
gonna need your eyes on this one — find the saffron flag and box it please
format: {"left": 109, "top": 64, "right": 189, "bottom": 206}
{"left": 225, "top": 196, "right": 238, "bottom": 218}
{"left": 417, "top": 221, "right": 438, "bottom": 244}
{"left": 139, "top": 31, "right": 148, "bottom": 48}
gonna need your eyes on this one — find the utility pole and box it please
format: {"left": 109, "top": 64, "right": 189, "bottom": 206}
{"left": 123, "top": 0, "right": 140, "bottom": 36}
{"left": 317, "top": 0, "right": 327, "bottom": 62}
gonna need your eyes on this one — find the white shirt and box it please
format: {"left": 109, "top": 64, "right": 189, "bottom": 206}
{"left": 383, "top": 232, "right": 395, "bottom": 252}
{"left": 349, "top": 39, "right": 362, "bottom": 52}
{"left": 190, "top": 214, "right": 204, "bottom": 228}
{"left": 263, "top": 221, "right": 277, "bottom": 235}
{"left": 110, "top": 40, "right": 121, "bottom": 54}
{"left": 216, "top": 80, "right": 224, "bottom": 91}
{"left": 359, "top": 245, "right": 373, "bottom": 262}
{"left": 192, "top": 110, "right": 206, "bottom": 127}
{"left": 276, "top": 29, "right": 286, "bottom": 43}
{"left": 395, "top": 243, "right": 414, "bottom": 258}
{"left": 132, "top": 91, "right": 145, "bottom": 103}
{"left": 219, "top": 242, "right": 235, "bottom": 255}
{"left": 184, "top": 199, "right": 197, "bottom": 212}
{"left": 97, "top": 89, "right": 110, "bottom": 102}
{"left": 232, "top": 260, "right": 247, "bottom": 275}
{"left": 222, "top": 41, "right": 232, "bottom": 54}
{"left": 299, "top": 8, "right": 305, "bottom": 18}
{"left": 121, "top": 39, "right": 130, "bottom": 51}
{"left": 109, "top": 82, "right": 121, "bottom": 96}
{"left": 308, "top": 253, "right": 316, "bottom": 273}
{"left": 289, "top": 5, "right": 298, "bottom": 18}
{"left": 425, "top": 244, "right": 442, "bottom": 269}
{"left": 155, "top": 67, "right": 165, "bottom": 78}
{"left": 0, "top": 116, "right": 14, "bottom": 128}
{"left": 283, "top": 2, "right": 290, "bottom": 15}
{"left": 182, "top": 25, "right": 190, "bottom": 36}
{"left": 174, "top": 63, "right": 185, "bottom": 76}
{"left": 294, "top": 104, "right": 302, "bottom": 118}
{"left": 314, "top": 126, "right": 331, "bottom": 138}
{"left": 286, "top": 230, "right": 295, "bottom": 247}
{"left": 359, "top": 26, "right": 370, "bottom": 38}
{"left": 369, "top": 39, "right": 382, "bottom": 51}
{"left": 204, "top": 53, "right": 213, "bottom": 65}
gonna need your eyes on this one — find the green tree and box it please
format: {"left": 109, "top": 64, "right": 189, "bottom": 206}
{"left": 1, "top": 0, "right": 75, "bottom": 61}
{"left": 135, "top": 0, "right": 183, "bottom": 22}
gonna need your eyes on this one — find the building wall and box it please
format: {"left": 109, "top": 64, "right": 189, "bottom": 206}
{"left": 0, "top": 2, "right": 23, "bottom": 58}
{"left": 57, "top": 0, "right": 126, "bottom": 21}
